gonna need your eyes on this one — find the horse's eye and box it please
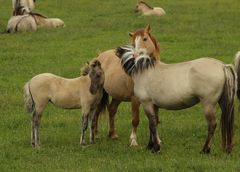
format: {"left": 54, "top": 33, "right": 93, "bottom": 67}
{"left": 143, "top": 38, "right": 147, "bottom": 41}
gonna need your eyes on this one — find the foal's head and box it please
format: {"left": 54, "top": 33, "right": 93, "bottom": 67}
{"left": 135, "top": 1, "right": 153, "bottom": 12}
{"left": 129, "top": 25, "right": 160, "bottom": 60}
{"left": 87, "top": 59, "right": 105, "bottom": 94}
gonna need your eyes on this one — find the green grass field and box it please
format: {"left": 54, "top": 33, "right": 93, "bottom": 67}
{"left": 0, "top": 0, "right": 240, "bottom": 171}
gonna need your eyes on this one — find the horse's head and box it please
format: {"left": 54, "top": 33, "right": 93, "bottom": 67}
{"left": 129, "top": 25, "right": 160, "bottom": 60}
{"left": 88, "top": 59, "right": 105, "bottom": 94}
{"left": 135, "top": 1, "right": 152, "bottom": 13}
{"left": 13, "top": 5, "right": 31, "bottom": 16}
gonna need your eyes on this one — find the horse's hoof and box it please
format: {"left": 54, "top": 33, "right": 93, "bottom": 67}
{"left": 151, "top": 144, "right": 160, "bottom": 153}
{"left": 108, "top": 132, "right": 118, "bottom": 139}
{"left": 130, "top": 140, "right": 138, "bottom": 146}
{"left": 201, "top": 147, "right": 211, "bottom": 154}
{"left": 146, "top": 142, "right": 154, "bottom": 150}
{"left": 80, "top": 141, "right": 86, "bottom": 146}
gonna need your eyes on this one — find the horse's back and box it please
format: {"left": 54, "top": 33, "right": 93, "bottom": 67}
{"left": 188, "top": 58, "right": 225, "bottom": 102}
{"left": 30, "top": 73, "right": 91, "bottom": 109}
{"left": 153, "top": 7, "right": 166, "bottom": 15}
{"left": 97, "top": 50, "right": 134, "bottom": 101}
{"left": 7, "top": 15, "right": 37, "bottom": 33}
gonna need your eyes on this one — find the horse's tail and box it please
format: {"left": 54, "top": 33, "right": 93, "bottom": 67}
{"left": 234, "top": 51, "right": 240, "bottom": 101}
{"left": 98, "top": 89, "right": 109, "bottom": 114}
{"left": 23, "top": 81, "right": 35, "bottom": 113}
{"left": 219, "top": 64, "right": 237, "bottom": 153}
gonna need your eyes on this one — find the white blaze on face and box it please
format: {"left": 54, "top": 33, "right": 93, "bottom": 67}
{"left": 134, "top": 36, "right": 141, "bottom": 52}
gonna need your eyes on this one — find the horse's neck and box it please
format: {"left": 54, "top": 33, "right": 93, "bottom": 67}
{"left": 140, "top": 4, "right": 152, "bottom": 13}
{"left": 33, "top": 15, "right": 48, "bottom": 26}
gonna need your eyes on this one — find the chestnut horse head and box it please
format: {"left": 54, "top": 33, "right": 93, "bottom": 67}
{"left": 129, "top": 25, "right": 160, "bottom": 60}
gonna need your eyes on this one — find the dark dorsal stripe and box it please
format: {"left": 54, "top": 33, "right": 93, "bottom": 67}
{"left": 139, "top": 1, "right": 153, "bottom": 10}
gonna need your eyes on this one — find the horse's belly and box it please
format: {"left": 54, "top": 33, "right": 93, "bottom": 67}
{"left": 153, "top": 96, "right": 200, "bottom": 110}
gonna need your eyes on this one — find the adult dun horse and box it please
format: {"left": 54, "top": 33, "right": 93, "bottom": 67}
{"left": 7, "top": 6, "right": 65, "bottom": 33}
{"left": 116, "top": 42, "right": 239, "bottom": 153}
{"left": 135, "top": 1, "right": 166, "bottom": 16}
{"left": 95, "top": 25, "right": 160, "bottom": 146}
{"left": 23, "top": 59, "right": 108, "bottom": 147}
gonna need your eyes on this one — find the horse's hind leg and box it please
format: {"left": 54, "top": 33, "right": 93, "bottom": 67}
{"left": 130, "top": 96, "right": 140, "bottom": 146}
{"left": 201, "top": 103, "right": 217, "bottom": 154}
{"left": 31, "top": 110, "right": 42, "bottom": 148}
{"left": 108, "top": 99, "right": 121, "bottom": 139}
{"left": 80, "top": 112, "right": 89, "bottom": 145}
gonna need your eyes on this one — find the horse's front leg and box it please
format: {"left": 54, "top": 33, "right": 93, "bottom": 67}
{"left": 142, "top": 103, "right": 160, "bottom": 153}
{"left": 89, "top": 109, "right": 97, "bottom": 144}
{"left": 108, "top": 99, "right": 121, "bottom": 139}
{"left": 80, "top": 112, "right": 89, "bottom": 145}
{"left": 130, "top": 96, "right": 140, "bottom": 146}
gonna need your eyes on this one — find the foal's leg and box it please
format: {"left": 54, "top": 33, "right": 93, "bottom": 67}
{"left": 142, "top": 102, "right": 160, "bottom": 153}
{"left": 201, "top": 103, "right": 217, "bottom": 154}
{"left": 89, "top": 109, "right": 97, "bottom": 144}
{"left": 130, "top": 96, "right": 140, "bottom": 146}
{"left": 80, "top": 112, "right": 89, "bottom": 145}
{"left": 108, "top": 99, "right": 121, "bottom": 139}
{"left": 31, "top": 110, "right": 42, "bottom": 148}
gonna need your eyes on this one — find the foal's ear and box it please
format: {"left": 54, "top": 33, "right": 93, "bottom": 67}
{"left": 129, "top": 32, "right": 134, "bottom": 37}
{"left": 145, "top": 24, "right": 151, "bottom": 33}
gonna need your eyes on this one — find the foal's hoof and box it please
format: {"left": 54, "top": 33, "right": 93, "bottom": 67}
{"left": 90, "top": 140, "right": 96, "bottom": 145}
{"left": 80, "top": 141, "right": 86, "bottom": 146}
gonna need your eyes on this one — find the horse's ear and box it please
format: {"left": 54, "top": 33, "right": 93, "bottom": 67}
{"left": 129, "top": 32, "right": 134, "bottom": 37}
{"left": 145, "top": 24, "right": 151, "bottom": 33}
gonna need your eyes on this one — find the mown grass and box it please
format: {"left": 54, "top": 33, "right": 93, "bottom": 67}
{"left": 0, "top": 0, "right": 240, "bottom": 171}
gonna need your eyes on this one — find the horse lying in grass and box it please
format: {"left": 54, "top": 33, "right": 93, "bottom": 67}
{"left": 95, "top": 25, "right": 160, "bottom": 146}
{"left": 23, "top": 59, "right": 108, "bottom": 147}
{"left": 135, "top": 1, "right": 166, "bottom": 16}
{"left": 7, "top": 6, "right": 65, "bottom": 33}
{"left": 116, "top": 43, "right": 240, "bottom": 153}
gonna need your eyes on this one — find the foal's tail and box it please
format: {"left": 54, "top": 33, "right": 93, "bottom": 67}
{"left": 219, "top": 64, "right": 237, "bottom": 153}
{"left": 234, "top": 51, "right": 240, "bottom": 101}
{"left": 23, "top": 81, "right": 35, "bottom": 113}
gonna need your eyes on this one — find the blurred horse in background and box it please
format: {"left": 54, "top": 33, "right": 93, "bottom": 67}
{"left": 135, "top": 1, "right": 166, "bottom": 16}
{"left": 7, "top": 6, "right": 65, "bottom": 33}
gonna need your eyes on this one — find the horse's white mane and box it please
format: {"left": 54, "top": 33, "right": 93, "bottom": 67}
{"left": 117, "top": 45, "right": 155, "bottom": 75}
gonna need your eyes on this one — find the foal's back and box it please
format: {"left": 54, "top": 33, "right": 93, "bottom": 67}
{"left": 30, "top": 73, "right": 90, "bottom": 109}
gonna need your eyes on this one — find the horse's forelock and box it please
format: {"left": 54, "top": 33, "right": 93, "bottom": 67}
{"left": 132, "top": 30, "right": 160, "bottom": 59}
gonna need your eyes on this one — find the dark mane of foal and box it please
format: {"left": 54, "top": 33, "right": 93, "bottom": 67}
{"left": 139, "top": 1, "right": 153, "bottom": 9}
{"left": 30, "top": 12, "right": 48, "bottom": 18}
{"left": 116, "top": 45, "right": 156, "bottom": 76}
